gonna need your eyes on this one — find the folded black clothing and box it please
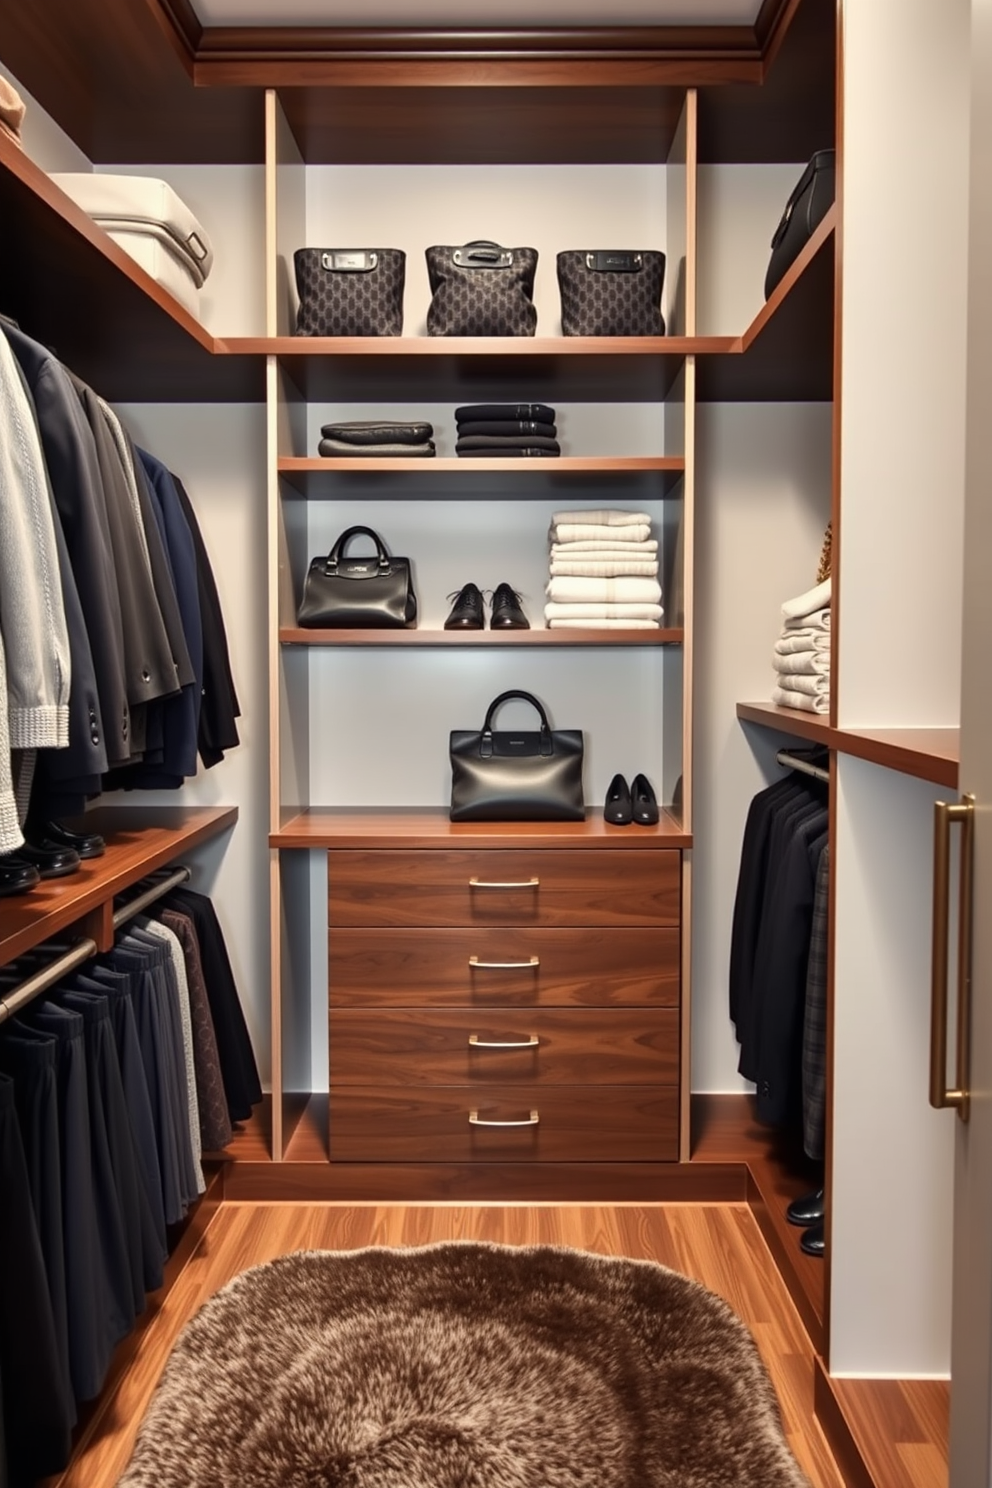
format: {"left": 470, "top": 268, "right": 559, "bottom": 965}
{"left": 454, "top": 402, "right": 556, "bottom": 423}
{"left": 456, "top": 446, "right": 561, "bottom": 458}
{"left": 456, "top": 433, "right": 561, "bottom": 453}
{"left": 456, "top": 419, "right": 557, "bottom": 438}
{"left": 319, "top": 420, "right": 434, "bottom": 445}
{"left": 318, "top": 437, "right": 436, "bottom": 457}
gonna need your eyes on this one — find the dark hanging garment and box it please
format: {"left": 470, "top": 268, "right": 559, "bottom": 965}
{"left": 160, "top": 907, "right": 233, "bottom": 1151}
{"left": 162, "top": 888, "right": 261, "bottom": 1122}
{"left": 165, "top": 468, "right": 241, "bottom": 768}
{"left": 802, "top": 843, "right": 831, "bottom": 1161}
{"left": 0, "top": 1027, "right": 73, "bottom": 1417}
{"left": 0, "top": 1076, "right": 74, "bottom": 1484}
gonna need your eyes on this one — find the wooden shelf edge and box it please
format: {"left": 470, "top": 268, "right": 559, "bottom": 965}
{"left": 0, "top": 805, "right": 238, "bottom": 966}
{"left": 736, "top": 702, "right": 960, "bottom": 788}
{"left": 277, "top": 456, "right": 685, "bottom": 475}
{"left": 280, "top": 627, "right": 683, "bottom": 647}
{"left": 737, "top": 203, "right": 836, "bottom": 358}
{"left": 221, "top": 333, "right": 736, "bottom": 357}
{"left": 270, "top": 806, "right": 691, "bottom": 849}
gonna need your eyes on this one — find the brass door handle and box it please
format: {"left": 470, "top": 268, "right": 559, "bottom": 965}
{"left": 468, "top": 1034, "right": 539, "bottom": 1049}
{"left": 469, "top": 956, "right": 540, "bottom": 969}
{"left": 930, "top": 794, "right": 974, "bottom": 1122}
{"left": 469, "top": 1110, "right": 539, "bottom": 1127}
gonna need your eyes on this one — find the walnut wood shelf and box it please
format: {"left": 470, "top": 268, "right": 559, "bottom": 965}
{"left": 737, "top": 701, "right": 960, "bottom": 789}
{"left": 270, "top": 806, "right": 691, "bottom": 850}
{"left": 0, "top": 805, "right": 238, "bottom": 966}
{"left": 0, "top": 135, "right": 262, "bottom": 404}
{"left": 277, "top": 456, "right": 686, "bottom": 489}
{"left": 280, "top": 626, "right": 683, "bottom": 647}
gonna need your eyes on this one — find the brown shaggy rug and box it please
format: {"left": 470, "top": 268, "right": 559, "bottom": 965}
{"left": 117, "top": 1242, "right": 812, "bottom": 1487}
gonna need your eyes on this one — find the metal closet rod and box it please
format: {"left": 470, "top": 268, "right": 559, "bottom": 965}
{"left": 776, "top": 748, "right": 830, "bottom": 784}
{"left": 0, "top": 864, "right": 191, "bottom": 1027}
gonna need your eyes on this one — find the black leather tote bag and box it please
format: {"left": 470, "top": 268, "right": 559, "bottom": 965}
{"left": 293, "top": 248, "right": 406, "bottom": 335}
{"left": 449, "top": 690, "right": 584, "bottom": 822}
{"left": 764, "top": 150, "right": 835, "bottom": 299}
{"left": 297, "top": 525, "right": 417, "bottom": 628}
{"left": 556, "top": 249, "right": 666, "bottom": 336}
{"left": 425, "top": 240, "right": 539, "bottom": 336}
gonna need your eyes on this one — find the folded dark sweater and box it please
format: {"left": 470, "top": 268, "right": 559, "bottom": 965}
{"left": 454, "top": 402, "right": 556, "bottom": 423}
{"left": 456, "top": 433, "right": 561, "bottom": 454}
{"left": 456, "top": 419, "right": 557, "bottom": 438}
{"left": 319, "top": 420, "right": 434, "bottom": 445}
{"left": 456, "top": 443, "right": 561, "bottom": 458}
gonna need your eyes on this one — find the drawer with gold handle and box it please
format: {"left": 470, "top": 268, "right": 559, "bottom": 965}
{"left": 329, "top": 926, "right": 679, "bottom": 1008}
{"left": 329, "top": 1008, "right": 679, "bottom": 1084}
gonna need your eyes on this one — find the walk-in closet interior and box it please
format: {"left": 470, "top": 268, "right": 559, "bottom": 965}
{"left": 0, "top": 0, "right": 977, "bottom": 1483}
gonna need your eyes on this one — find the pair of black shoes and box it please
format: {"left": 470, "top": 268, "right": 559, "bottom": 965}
{"left": 787, "top": 1187, "right": 825, "bottom": 1257}
{"left": 0, "top": 820, "right": 106, "bottom": 897}
{"left": 444, "top": 582, "right": 529, "bottom": 631}
{"left": 604, "top": 773, "right": 659, "bottom": 826}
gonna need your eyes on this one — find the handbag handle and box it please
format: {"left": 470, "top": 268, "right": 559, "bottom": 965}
{"left": 453, "top": 240, "right": 513, "bottom": 269}
{"left": 324, "top": 525, "right": 391, "bottom": 573}
{"left": 480, "top": 690, "right": 553, "bottom": 758}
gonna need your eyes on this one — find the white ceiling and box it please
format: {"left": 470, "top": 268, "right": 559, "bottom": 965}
{"left": 190, "top": 0, "right": 763, "bottom": 27}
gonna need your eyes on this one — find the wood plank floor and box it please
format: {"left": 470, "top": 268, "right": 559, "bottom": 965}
{"left": 46, "top": 1202, "right": 845, "bottom": 1488}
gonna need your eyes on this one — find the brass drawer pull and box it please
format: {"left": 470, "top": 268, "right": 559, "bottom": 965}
{"left": 930, "top": 794, "right": 974, "bottom": 1122}
{"left": 469, "top": 877, "right": 540, "bottom": 890}
{"left": 469, "top": 1110, "right": 540, "bottom": 1127}
{"left": 468, "top": 1034, "right": 539, "bottom": 1049}
{"left": 469, "top": 955, "right": 540, "bottom": 970}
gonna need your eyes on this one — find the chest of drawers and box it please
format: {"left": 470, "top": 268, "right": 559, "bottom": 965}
{"left": 327, "top": 845, "right": 681, "bottom": 1164}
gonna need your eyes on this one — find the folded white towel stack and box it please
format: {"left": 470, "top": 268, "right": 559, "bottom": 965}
{"left": 771, "top": 575, "right": 831, "bottom": 714}
{"left": 545, "top": 510, "right": 663, "bottom": 628}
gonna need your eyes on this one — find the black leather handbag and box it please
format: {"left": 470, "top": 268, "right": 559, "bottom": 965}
{"left": 556, "top": 249, "right": 666, "bottom": 336}
{"left": 764, "top": 150, "right": 835, "bottom": 299}
{"left": 293, "top": 248, "right": 406, "bottom": 336}
{"left": 297, "top": 525, "right": 417, "bottom": 628}
{"left": 449, "top": 690, "right": 584, "bottom": 822}
{"left": 425, "top": 240, "right": 539, "bottom": 336}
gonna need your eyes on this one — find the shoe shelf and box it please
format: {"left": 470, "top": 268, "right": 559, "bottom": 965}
{"left": 270, "top": 806, "right": 692, "bottom": 851}
{"left": 280, "top": 627, "right": 684, "bottom": 647}
{"left": 736, "top": 701, "right": 960, "bottom": 789}
{"left": 0, "top": 805, "right": 238, "bottom": 967}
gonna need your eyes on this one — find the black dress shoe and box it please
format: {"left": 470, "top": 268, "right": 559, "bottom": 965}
{"left": 800, "top": 1219, "right": 825, "bottom": 1257}
{"left": 0, "top": 855, "right": 41, "bottom": 895}
{"left": 604, "top": 773, "right": 632, "bottom": 825}
{"left": 444, "top": 582, "right": 485, "bottom": 630}
{"left": 631, "top": 773, "right": 660, "bottom": 826}
{"left": 786, "top": 1187, "right": 825, "bottom": 1227}
{"left": 39, "top": 819, "right": 106, "bottom": 859}
{"left": 16, "top": 836, "right": 82, "bottom": 878}
{"left": 489, "top": 582, "right": 530, "bottom": 630}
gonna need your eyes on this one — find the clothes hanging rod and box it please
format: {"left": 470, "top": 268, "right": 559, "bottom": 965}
{"left": 777, "top": 748, "right": 830, "bottom": 784}
{"left": 0, "top": 864, "right": 191, "bottom": 1027}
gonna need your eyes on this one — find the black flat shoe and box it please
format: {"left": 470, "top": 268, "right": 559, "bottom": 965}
{"left": 489, "top": 582, "right": 530, "bottom": 630}
{"left": 16, "top": 837, "right": 82, "bottom": 878}
{"left": 786, "top": 1187, "right": 825, "bottom": 1227}
{"left": 0, "top": 855, "right": 41, "bottom": 895}
{"left": 36, "top": 819, "right": 106, "bottom": 859}
{"left": 444, "top": 582, "right": 485, "bottom": 630}
{"left": 631, "top": 773, "right": 660, "bottom": 826}
{"left": 604, "top": 773, "right": 632, "bottom": 825}
{"left": 800, "top": 1219, "right": 825, "bottom": 1257}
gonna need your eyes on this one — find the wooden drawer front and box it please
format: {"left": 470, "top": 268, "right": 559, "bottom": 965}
{"left": 330, "top": 1010, "right": 678, "bottom": 1086}
{"left": 328, "top": 850, "right": 680, "bottom": 928}
{"left": 329, "top": 927, "right": 680, "bottom": 1008}
{"left": 328, "top": 1086, "right": 678, "bottom": 1162}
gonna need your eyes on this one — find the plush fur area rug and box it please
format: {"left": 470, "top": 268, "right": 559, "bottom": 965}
{"left": 117, "top": 1242, "right": 812, "bottom": 1487}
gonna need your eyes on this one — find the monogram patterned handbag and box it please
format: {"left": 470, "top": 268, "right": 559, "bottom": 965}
{"left": 293, "top": 248, "right": 406, "bottom": 336}
{"left": 556, "top": 250, "right": 666, "bottom": 336}
{"left": 425, "top": 240, "right": 539, "bottom": 336}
